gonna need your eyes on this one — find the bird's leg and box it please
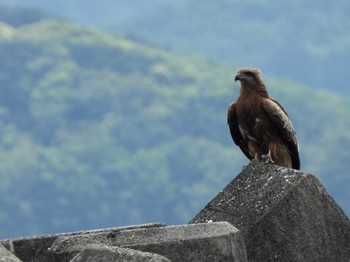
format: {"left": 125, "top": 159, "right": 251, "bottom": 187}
{"left": 253, "top": 153, "right": 259, "bottom": 160}
{"left": 261, "top": 150, "right": 274, "bottom": 164}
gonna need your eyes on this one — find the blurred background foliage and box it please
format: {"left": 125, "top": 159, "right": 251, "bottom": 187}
{"left": 0, "top": 2, "right": 349, "bottom": 239}
{"left": 2, "top": 0, "right": 350, "bottom": 94}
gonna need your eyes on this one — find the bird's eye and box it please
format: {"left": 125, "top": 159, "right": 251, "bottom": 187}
{"left": 245, "top": 71, "right": 254, "bottom": 77}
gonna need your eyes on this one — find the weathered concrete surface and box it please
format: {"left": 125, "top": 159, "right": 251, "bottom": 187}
{"left": 70, "top": 244, "right": 170, "bottom": 262}
{"left": 190, "top": 160, "right": 350, "bottom": 262}
{"left": 2, "top": 160, "right": 348, "bottom": 261}
{"left": 50, "top": 222, "right": 247, "bottom": 262}
{"left": 0, "top": 244, "right": 22, "bottom": 262}
{"left": 1, "top": 223, "right": 166, "bottom": 262}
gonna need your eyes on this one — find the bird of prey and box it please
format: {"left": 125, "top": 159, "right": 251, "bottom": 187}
{"left": 227, "top": 68, "right": 300, "bottom": 170}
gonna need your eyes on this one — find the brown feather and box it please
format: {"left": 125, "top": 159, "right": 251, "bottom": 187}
{"left": 227, "top": 102, "right": 251, "bottom": 160}
{"left": 228, "top": 68, "right": 300, "bottom": 170}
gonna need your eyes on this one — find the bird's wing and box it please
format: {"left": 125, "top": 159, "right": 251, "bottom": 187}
{"left": 227, "top": 102, "right": 252, "bottom": 160}
{"left": 262, "top": 98, "right": 300, "bottom": 169}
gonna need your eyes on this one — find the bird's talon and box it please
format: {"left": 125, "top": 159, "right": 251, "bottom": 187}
{"left": 261, "top": 151, "right": 274, "bottom": 164}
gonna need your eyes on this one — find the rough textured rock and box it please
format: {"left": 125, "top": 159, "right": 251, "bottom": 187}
{"left": 0, "top": 244, "right": 22, "bottom": 262}
{"left": 190, "top": 160, "right": 350, "bottom": 261}
{"left": 1, "top": 223, "right": 166, "bottom": 262}
{"left": 50, "top": 222, "right": 247, "bottom": 262}
{"left": 70, "top": 244, "right": 170, "bottom": 262}
{"left": 2, "top": 160, "right": 348, "bottom": 261}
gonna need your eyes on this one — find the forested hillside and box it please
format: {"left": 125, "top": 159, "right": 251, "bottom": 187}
{"left": 1, "top": 0, "right": 349, "bottom": 95}
{"left": 122, "top": 0, "right": 350, "bottom": 94}
{"left": 0, "top": 11, "right": 349, "bottom": 239}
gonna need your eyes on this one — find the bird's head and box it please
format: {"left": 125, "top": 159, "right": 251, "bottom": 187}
{"left": 234, "top": 68, "right": 268, "bottom": 96}
{"left": 235, "top": 68, "right": 261, "bottom": 84}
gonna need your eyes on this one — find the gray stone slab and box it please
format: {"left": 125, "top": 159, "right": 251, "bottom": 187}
{"left": 70, "top": 244, "right": 170, "bottom": 262}
{"left": 1, "top": 223, "right": 166, "bottom": 262}
{"left": 0, "top": 244, "right": 22, "bottom": 262}
{"left": 190, "top": 160, "right": 350, "bottom": 261}
{"left": 50, "top": 222, "right": 247, "bottom": 262}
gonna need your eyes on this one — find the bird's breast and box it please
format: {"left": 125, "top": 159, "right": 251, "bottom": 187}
{"left": 238, "top": 111, "right": 271, "bottom": 143}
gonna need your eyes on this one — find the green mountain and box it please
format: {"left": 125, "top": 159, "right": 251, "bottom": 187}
{"left": 121, "top": 0, "right": 350, "bottom": 95}
{"left": 1, "top": 1, "right": 349, "bottom": 95}
{"left": 0, "top": 15, "right": 349, "bottom": 239}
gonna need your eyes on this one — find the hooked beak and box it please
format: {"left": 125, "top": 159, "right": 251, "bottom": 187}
{"left": 235, "top": 74, "right": 243, "bottom": 82}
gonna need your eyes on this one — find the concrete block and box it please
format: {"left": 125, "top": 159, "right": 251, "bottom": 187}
{"left": 190, "top": 160, "right": 350, "bottom": 261}
{"left": 0, "top": 244, "right": 22, "bottom": 262}
{"left": 69, "top": 244, "right": 170, "bottom": 262}
{"left": 50, "top": 222, "right": 247, "bottom": 262}
{"left": 1, "top": 223, "right": 165, "bottom": 262}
